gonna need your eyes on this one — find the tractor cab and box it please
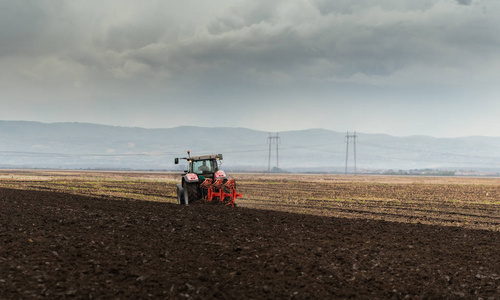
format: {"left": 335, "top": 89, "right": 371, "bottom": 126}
{"left": 174, "top": 152, "right": 225, "bottom": 181}
{"left": 188, "top": 158, "right": 218, "bottom": 175}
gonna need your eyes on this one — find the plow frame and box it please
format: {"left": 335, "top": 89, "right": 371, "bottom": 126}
{"left": 201, "top": 178, "right": 242, "bottom": 207}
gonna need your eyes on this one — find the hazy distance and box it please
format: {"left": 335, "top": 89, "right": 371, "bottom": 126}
{"left": 1, "top": 121, "right": 498, "bottom": 173}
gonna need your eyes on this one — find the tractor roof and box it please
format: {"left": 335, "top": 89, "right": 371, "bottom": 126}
{"left": 175, "top": 154, "right": 223, "bottom": 163}
{"left": 188, "top": 154, "right": 221, "bottom": 161}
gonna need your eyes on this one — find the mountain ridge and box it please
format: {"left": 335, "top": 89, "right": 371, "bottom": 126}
{"left": 0, "top": 120, "right": 498, "bottom": 173}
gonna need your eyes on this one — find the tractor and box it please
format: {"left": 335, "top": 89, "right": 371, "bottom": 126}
{"left": 174, "top": 151, "right": 242, "bottom": 206}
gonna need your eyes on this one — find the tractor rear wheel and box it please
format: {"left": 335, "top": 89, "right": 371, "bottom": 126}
{"left": 183, "top": 182, "right": 198, "bottom": 205}
{"left": 176, "top": 183, "right": 184, "bottom": 205}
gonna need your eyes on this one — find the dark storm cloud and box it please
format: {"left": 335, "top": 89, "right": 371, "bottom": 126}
{"left": 2, "top": 0, "right": 497, "bottom": 85}
{"left": 0, "top": 0, "right": 82, "bottom": 60}
{"left": 0, "top": 1, "right": 50, "bottom": 56}
{"left": 0, "top": 0, "right": 499, "bottom": 137}
{"left": 126, "top": 0, "right": 499, "bottom": 87}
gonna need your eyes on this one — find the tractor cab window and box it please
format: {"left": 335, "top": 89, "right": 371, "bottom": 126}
{"left": 193, "top": 160, "right": 213, "bottom": 174}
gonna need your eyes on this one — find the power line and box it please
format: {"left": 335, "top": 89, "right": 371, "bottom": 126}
{"left": 0, "top": 142, "right": 336, "bottom": 159}
{"left": 0, "top": 151, "right": 152, "bottom": 158}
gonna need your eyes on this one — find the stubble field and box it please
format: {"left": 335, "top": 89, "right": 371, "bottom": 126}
{"left": 1, "top": 170, "right": 500, "bottom": 299}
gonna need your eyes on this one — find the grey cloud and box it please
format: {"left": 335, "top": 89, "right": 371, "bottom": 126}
{"left": 314, "top": 0, "right": 438, "bottom": 15}
{"left": 0, "top": 2, "right": 48, "bottom": 56}
{"left": 0, "top": 0, "right": 498, "bottom": 138}
{"left": 127, "top": 0, "right": 498, "bottom": 85}
{"left": 89, "top": 5, "right": 170, "bottom": 53}
{"left": 4, "top": 0, "right": 497, "bottom": 87}
{"left": 0, "top": 1, "right": 81, "bottom": 59}
{"left": 95, "top": 24, "right": 164, "bottom": 53}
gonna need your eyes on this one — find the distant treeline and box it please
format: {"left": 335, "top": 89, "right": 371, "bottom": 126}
{"left": 382, "top": 169, "right": 456, "bottom": 176}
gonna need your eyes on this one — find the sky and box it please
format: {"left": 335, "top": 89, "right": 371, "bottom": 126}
{"left": 1, "top": 0, "right": 499, "bottom": 138}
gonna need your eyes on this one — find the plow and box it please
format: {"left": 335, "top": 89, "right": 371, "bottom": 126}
{"left": 175, "top": 152, "right": 242, "bottom": 206}
{"left": 200, "top": 178, "right": 242, "bottom": 206}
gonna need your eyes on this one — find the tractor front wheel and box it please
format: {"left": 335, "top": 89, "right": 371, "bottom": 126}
{"left": 183, "top": 182, "right": 198, "bottom": 205}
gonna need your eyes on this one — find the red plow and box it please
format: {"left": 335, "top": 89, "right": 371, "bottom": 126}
{"left": 200, "top": 178, "right": 242, "bottom": 207}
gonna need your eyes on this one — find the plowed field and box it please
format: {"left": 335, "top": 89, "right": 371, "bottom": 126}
{"left": 1, "top": 170, "right": 500, "bottom": 299}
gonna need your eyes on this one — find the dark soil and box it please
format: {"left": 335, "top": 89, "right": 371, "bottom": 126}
{"left": 2, "top": 187, "right": 500, "bottom": 299}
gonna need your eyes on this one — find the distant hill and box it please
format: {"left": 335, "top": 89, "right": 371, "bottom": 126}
{"left": 0, "top": 121, "right": 499, "bottom": 173}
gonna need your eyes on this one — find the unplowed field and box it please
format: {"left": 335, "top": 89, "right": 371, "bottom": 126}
{"left": 1, "top": 170, "right": 500, "bottom": 299}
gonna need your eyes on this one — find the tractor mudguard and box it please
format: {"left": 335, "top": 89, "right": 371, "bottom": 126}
{"left": 214, "top": 170, "right": 227, "bottom": 179}
{"left": 183, "top": 173, "right": 199, "bottom": 183}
